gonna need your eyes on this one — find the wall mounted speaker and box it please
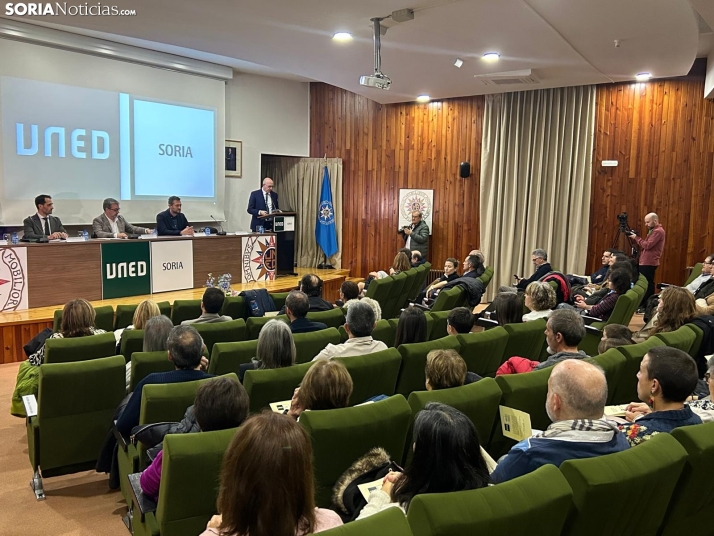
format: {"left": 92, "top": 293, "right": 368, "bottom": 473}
{"left": 459, "top": 161, "right": 470, "bottom": 178}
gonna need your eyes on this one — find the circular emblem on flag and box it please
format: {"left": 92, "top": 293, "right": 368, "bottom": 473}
{"left": 400, "top": 190, "right": 432, "bottom": 221}
{"left": 318, "top": 200, "right": 335, "bottom": 226}
{"left": 0, "top": 248, "right": 27, "bottom": 311}
{"left": 242, "top": 236, "right": 276, "bottom": 282}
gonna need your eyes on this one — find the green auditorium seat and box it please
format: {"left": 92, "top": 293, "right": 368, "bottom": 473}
{"left": 306, "top": 308, "right": 345, "bottom": 328}
{"left": 457, "top": 327, "right": 510, "bottom": 377}
{"left": 193, "top": 318, "right": 247, "bottom": 354}
{"left": 490, "top": 366, "right": 553, "bottom": 457}
{"left": 169, "top": 300, "right": 201, "bottom": 325}
{"left": 397, "top": 268, "right": 418, "bottom": 310}
{"left": 131, "top": 428, "right": 238, "bottom": 536}
{"left": 653, "top": 325, "right": 697, "bottom": 354}
{"left": 129, "top": 351, "right": 174, "bottom": 392}
{"left": 245, "top": 315, "right": 289, "bottom": 339}
{"left": 269, "top": 291, "right": 289, "bottom": 311}
{"left": 683, "top": 324, "right": 704, "bottom": 362}
{"left": 321, "top": 508, "right": 414, "bottom": 536}
{"left": 53, "top": 304, "right": 115, "bottom": 332}
{"left": 382, "top": 271, "right": 408, "bottom": 319}
{"left": 114, "top": 301, "right": 171, "bottom": 330}
{"left": 300, "top": 394, "right": 412, "bottom": 507}
{"left": 427, "top": 310, "right": 451, "bottom": 341}
{"left": 430, "top": 287, "right": 463, "bottom": 312}
{"left": 208, "top": 340, "right": 258, "bottom": 376}
{"left": 559, "top": 433, "right": 688, "bottom": 536}
{"left": 395, "top": 336, "right": 463, "bottom": 396}
{"left": 43, "top": 331, "right": 118, "bottom": 364}
{"left": 585, "top": 349, "right": 627, "bottom": 405}
{"left": 501, "top": 318, "right": 547, "bottom": 363}
{"left": 609, "top": 337, "right": 665, "bottom": 405}
{"left": 243, "top": 361, "right": 314, "bottom": 413}
{"left": 27, "top": 355, "right": 125, "bottom": 500}
{"left": 407, "top": 465, "right": 573, "bottom": 536}
{"left": 294, "top": 328, "right": 341, "bottom": 363}
{"left": 364, "top": 276, "right": 393, "bottom": 316}
{"left": 479, "top": 266, "right": 495, "bottom": 288}
{"left": 684, "top": 263, "right": 703, "bottom": 286}
{"left": 117, "top": 375, "right": 230, "bottom": 505}
{"left": 120, "top": 329, "right": 145, "bottom": 362}
{"left": 387, "top": 314, "right": 433, "bottom": 345}
{"left": 660, "top": 422, "right": 714, "bottom": 536}
{"left": 405, "top": 378, "right": 502, "bottom": 466}
{"left": 334, "top": 348, "right": 402, "bottom": 405}
{"left": 220, "top": 296, "right": 246, "bottom": 321}
{"left": 341, "top": 319, "right": 397, "bottom": 347}
{"left": 406, "top": 266, "right": 426, "bottom": 303}
{"left": 580, "top": 289, "right": 640, "bottom": 356}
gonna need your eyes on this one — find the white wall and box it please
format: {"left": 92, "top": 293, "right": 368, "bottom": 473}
{"left": 224, "top": 74, "right": 310, "bottom": 232}
{"left": 706, "top": 50, "right": 714, "bottom": 100}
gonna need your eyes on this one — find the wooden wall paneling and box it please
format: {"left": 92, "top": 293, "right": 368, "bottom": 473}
{"left": 587, "top": 77, "right": 714, "bottom": 286}
{"left": 1, "top": 321, "right": 52, "bottom": 363}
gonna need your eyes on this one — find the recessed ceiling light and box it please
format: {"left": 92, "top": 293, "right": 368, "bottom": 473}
{"left": 332, "top": 32, "right": 353, "bottom": 42}
{"left": 482, "top": 52, "right": 500, "bottom": 62}
{"left": 454, "top": 58, "right": 463, "bottom": 68}
{"left": 636, "top": 72, "right": 651, "bottom": 81}
{"left": 416, "top": 95, "right": 430, "bottom": 103}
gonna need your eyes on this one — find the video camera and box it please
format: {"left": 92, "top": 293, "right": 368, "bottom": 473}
{"left": 617, "top": 212, "right": 633, "bottom": 233}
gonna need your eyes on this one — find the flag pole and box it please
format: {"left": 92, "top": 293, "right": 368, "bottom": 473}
{"left": 317, "top": 157, "right": 335, "bottom": 270}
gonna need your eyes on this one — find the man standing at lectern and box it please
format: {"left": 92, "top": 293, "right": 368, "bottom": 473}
{"left": 23, "top": 194, "right": 68, "bottom": 240}
{"left": 247, "top": 177, "right": 279, "bottom": 232}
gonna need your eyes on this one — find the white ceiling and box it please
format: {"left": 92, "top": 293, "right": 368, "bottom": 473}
{"left": 1, "top": 0, "right": 710, "bottom": 104}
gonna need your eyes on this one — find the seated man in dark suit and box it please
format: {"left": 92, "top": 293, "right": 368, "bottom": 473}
{"left": 23, "top": 194, "right": 68, "bottom": 240}
{"left": 278, "top": 274, "right": 333, "bottom": 314}
{"left": 92, "top": 198, "right": 152, "bottom": 238}
{"left": 516, "top": 248, "right": 552, "bottom": 290}
{"left": 285, "top": 290, "right": 327, "bottom": 334}
{"left": 181, "top": 288, "right": 232, "bottom": 324}
{"left": 115, "top": 325, "right": 212, "bottom": 437}
{"left": 156, "top": 196, "right": 193, "bottom": 236}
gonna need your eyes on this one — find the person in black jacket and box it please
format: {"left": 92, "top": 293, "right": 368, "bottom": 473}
{"left": 286, "top": 291, "right": 328, "bottom": 334}
{"left": 516, "top": 249, "right": 552, "bottom": 290}
{"left": 156, "top": 196, "right": 193, "bottom": 236}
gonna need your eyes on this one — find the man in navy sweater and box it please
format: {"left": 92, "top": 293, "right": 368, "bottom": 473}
{"left": 116, "top": 325, "right": 212, "bottom": 437}
{"left": 491, "top": 360, "right": 629, "bottom": 483}
{"left": 156, "top": 196, "right": 194, "bottom": 236}
{"left": 515, "top": 248, "right": 552, "bottom": 290}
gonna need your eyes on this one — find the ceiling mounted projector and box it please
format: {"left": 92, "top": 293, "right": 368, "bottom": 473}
{"left": 360, "top": 18, "right": 391, "bottom": 90}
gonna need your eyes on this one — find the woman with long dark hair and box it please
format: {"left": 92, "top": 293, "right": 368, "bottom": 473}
{"left": 356, "top": 402, "right": 490, "bottom": 518}
{"left": 394, "top": 307, "right": 428, "bottom": 347}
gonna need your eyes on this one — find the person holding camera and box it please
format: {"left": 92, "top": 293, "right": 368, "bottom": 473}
{"left": 399, "top": 211, "right": 429, "bottom": 260}
{"left": 628, "top": 212, "right": 666, "bottom": 306}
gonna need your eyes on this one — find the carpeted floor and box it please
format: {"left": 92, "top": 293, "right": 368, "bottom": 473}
{"left": 0, "top": 361, "right": 128, "bottom": 536}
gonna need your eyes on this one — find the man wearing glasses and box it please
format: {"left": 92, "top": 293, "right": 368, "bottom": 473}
{"left": 688, "top": 255, "right": 714, "bottom": 298}
{"left": 92, "top": 198, "right": 152, "bottom": 238}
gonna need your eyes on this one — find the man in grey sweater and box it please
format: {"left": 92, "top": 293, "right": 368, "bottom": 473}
{"left": 535, "top": 309, "right": 588, "bottom": 371}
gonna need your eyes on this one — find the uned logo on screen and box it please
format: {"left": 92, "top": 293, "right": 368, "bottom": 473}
{"left": 15, "top": 123, "right": 110, "bottom": 159}
{"left": 106, "top": 261, "right": 147, "bottom": 280}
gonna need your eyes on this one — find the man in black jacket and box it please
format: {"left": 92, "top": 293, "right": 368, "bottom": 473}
{"left": 516, "top": 248, "right": 552, "bottom": 290}
{"left": 285, "top": 291, "right": 328, "bottom": 334}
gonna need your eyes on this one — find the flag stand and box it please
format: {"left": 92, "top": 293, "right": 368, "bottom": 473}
{"left": 317, "top": 252, "right": 333, "bottom": 270}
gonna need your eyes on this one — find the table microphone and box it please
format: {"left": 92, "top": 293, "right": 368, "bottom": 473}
{"left": 210, "top": 215, "right": 227, "bottom": 236}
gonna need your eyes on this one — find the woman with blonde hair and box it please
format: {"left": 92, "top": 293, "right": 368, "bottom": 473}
{"left": 28, "top": 298, "right": 106, "bottom": 366}
{"left": 288, "top": 360, "right": 353, "bottom": 420}
{"left": 115, "top": 299, "right": 161, "bottom": 344}
{"left": 360, "top": 252, "right": 412, "bottom": 294}
{"left": 523, "top": 281, "right": 556, "bottom": 322}
{"left": 200, "top": 413, "right": 342, "bottom": 536}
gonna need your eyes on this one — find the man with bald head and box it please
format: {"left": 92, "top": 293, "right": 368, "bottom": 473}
{"left": 247, "top": 177, "right": 279, "bottom": 232}
{"left": 491, "top": 360, "right": 629, "bottom": 483}
{"left": 628, "top": 212, "right": 666, "bottom": 305}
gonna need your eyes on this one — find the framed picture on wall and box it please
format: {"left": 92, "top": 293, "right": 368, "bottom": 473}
{"left": 225, "top": 140, "right": 242, "bottom": 177}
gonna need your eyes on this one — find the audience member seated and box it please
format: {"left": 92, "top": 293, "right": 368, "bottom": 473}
{"left": 446, "top": 307, "right": 475, "bottom": 335}
{"left": 356, "top": 403, "right": 490, "bottom": 519}
{"left": 486, "top": 292, "right": 524, "bottom": 325}
{"left": 685, "top": 253, "right": 713, "bottom": 295}
{"left": 418, "top": 257, "right": 459, "bottom": 303}
{"left": 491, "top": 360, "right": 628, "bottom": 483}
{"left": 115, "top": 325, "right": 213, "bottom": 438}
{"left": 468, "top": 249, "right": 486, "bottom": 266}
{"left": 619, "top": 347, "right": 702, "bottom": 446}
{"left": 575, "top": 253, "right": 627, "bottom": 301}
{"left": 288, "top": 360, "right": 353, "bottom": 420}
{"left": 462, "top": 254, "right": 485, "bottom": 279}
{"left": 411, "top": 250, "right": 426, "bottom": 267}
{"left": 239, "top": 319, "right": 296, "bottom": 381}
{"left": 181, "top": 288, "right": 232, "bottom": 325}
{"left": 28, "top": 298, "right": 106, "bottom": 366}
{"left": 496, "top": 309, "right": 587, "bottom": 375}
{"left": 286, "top": 291, "right": 327, "bottom": 334}
{"left": 359, "top": 252, "right": 412, "bottom": 294}
{"left": 523, "top": 281, "right": 556, "bottom": 322}
{"left": 280, "top": 274, "right": 333, "bottom": 314}
{"left": 571, "top": 268, "right": 630, "bottom": 321}
{"left": 425, "top": 349, "right": 479, "bottom": 388}
{"left": 597, "top": 323, "right": 635, "bottom": 354}
{"left": 515, "top": 249, "right": 552, "bottom": 291}
{"left": 637, "top": 286, "right": 700, "bottom": 341}
{"left": 687, "top": 356, "right": 714, "bottom": 419}
{"left": 394, "top": 308, "right": 428, "bottom": 348}
{"left": 313, "top": 302, "right": 387, "bottom": 360}
{"left": 140, "top": 377, "right": 249, "bottom": 501}
{"left": 200, "top": 412, "right": 343, "bottom": 536}
{"left": 115, "top": 299, "right": 161, "bottom": 345}
{"left": 335, "top": 281, "right": 360, "bottom": 308}
{"left": 590, "top": 249, "right": 618, "bottom": 285}
{"left": 142, "top": 315, "right": 175, "bottom": 353}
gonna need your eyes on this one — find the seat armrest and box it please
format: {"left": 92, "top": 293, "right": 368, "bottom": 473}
{"left": 656, "top": 283, "right": 673, "bottom": 290}
{"left": 581, "top": 315, "right": 600, "bottom": 325}
{"left": 585, "top": 325, "right": 603, "bottom": 337}
{"left": 128, "top": 472, "right": 157, "bottom": 521}
{"left": 476, "top": 317, "right": 499, "bottom": 329}
{"left": 113, "top": 422, "right": 128, "bottom": 452}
